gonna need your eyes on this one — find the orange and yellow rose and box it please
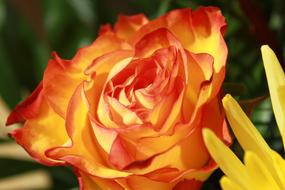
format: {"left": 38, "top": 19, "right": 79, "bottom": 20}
{"left": 7, "top": 7, "right": 231, "bottom": 190}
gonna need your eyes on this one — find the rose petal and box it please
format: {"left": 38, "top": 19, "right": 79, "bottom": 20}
{"left": 173, "top": 179, "right": 202, "bottom": 190}
{"left": 84, "top": 50, "right": 134, "bottom": 128}
{"left": 43, "top": 56, "right": 82, "bottom": 118}
{"left": 90, "top": 120, "right": 118, "bottom": 154}
{"left": 77, "top": 170, "right": 124, "bottom": 190}
{"left": 182, "top": 52, "right": 214, "bottom": 122}
{"left": 44, "top": 33, "right": 127, "bottom": 118}
{"left": 147, "top": 77, "right": 185, "bottom": 132}
{"left": 47, "top": 83, "right": 132, "bottom": 178}
{"left": 132, "top": 7, "right": 227, "bottom": 70}
{"left": 202, "top": 96, "right": 231, "bottom": 144}
{"left": 6, "top": 82, "right": 43, "bottom": 125}
{"left": 47, "top": 83, "right": 104, "bottom": 165}
{"left": 99, "top": 24, "right": 113, "bottom": 35}
{"left": 109, "top": 136, "right": 135, "bottom": 169}
{"left": 10, "top": 92, "right": 68, "bottom": 165}
{"left": 131, "top": 7, "right": 227, "bottom": 97}
{"left": 128, "top": 125, "right": 208, "bottom": 175}
{"left": 125, "top": 175, "right": 176, "bottom": 190}
{"left": 114, "top": 14, "right": 149, "bottom": 41}
{"left": 107, "top": 96, "right": 143, "bottom": 126}
{"left": 134, "top": 28, "right": 186, "bottom": 63}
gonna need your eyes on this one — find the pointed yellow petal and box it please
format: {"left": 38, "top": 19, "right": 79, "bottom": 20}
{"left": 261, "top": 45, "right": 285, "bottom": 144}
{"left": 220, "top": 176, "right": 245, "bottom": 190}
{"left": 203, "top": 129, "right": 248, "bottom": 188}
{"left": 222, "top": 95, "right": 271, "bottom": 157}
{"left": 277, "top": 85, "right": 285, "bottom": 145}
{"left": 244, "top": 151, "right": 280, "bottom": 190}
{"left": 270, "top": 150, "right": 285, "bottom": 187}
{"left": 222, "top": 94, "right": 284, "bottom": 188}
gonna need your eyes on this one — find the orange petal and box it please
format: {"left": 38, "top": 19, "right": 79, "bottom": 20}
{"left": 114, "top": 14, "right": 149, "bottom": 41}
{"left": 183, "top": 7, "right": 227, "bottom": 98}
{"left": 10, "top": 91, "right": 69, "bottom": 166}
{"left": 147, "top": 77, "right": 185, "bottom": 132}
{"left": 90, "top": 119, "right": 118, "bottom": 154}
{"left": 107, "top": 96, "right": 143, "bottom": 126}
{"left": 122, "top": 175, "right": 203, "bottom": 190}
{"left": 47, "top": 83, "right": 131, "bottom": 178}
{"left": 202, "top": 96, "right": 231, "bottom": 144}
{"left": 98, "top": 24, "right": 113, "bottom": 35}
{"left": 134, "top": 7, "right": 227, "bottom": 68}
{"left": 173, "top": 179, "right": 202, "bottom": 190}
{"left": 43, "top": 55, "right": 82, "bottom": 118}
{"left": 109, "top": 136, "right": 135, "bottom": 169}
{"left": 129, "top": 125, "right": 209, "bottom": 176}
{"left": 6, "top": 82, "right": 43, "bottom": 125}
{"left": 88, "top": 51, "right": 134, "bottom": 128}
{"left": 77, "top": 170, "right": 124, "bottom": 190}
{"left": 182, "top": 52, "right": 214, "bottom": 122}
{"left": 44, "top": 33, "right": 128, "bottom": 118}
{"left": 125, "top": 175, "right": 176, "bottom": 190}
{"left": 47, "top": 83, "right": 105, "bottom": 167}
{"left": 134, "top": 28, "right": 185, "bottom": 60}
{"left": 143, "top": 153, "right": 217, "bottom": 184}
{"left": 131, "top": 7, "right": 227, "bottom": 96}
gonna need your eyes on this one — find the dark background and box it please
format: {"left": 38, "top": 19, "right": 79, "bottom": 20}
{"left": 0, "top": 0, "right": 284, "bottom": 189}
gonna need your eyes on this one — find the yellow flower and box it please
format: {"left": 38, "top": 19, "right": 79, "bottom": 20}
{"left": 203, "top": 45, "right": 285, "bottom": 190}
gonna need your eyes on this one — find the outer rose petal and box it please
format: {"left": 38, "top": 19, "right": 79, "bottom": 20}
{"left": 9, "top": 90, "right": 69, "bottom": 165}
{"left": 114, "top": 14, "right": 149, "bottom": 41}
{"left": 77, "top": 170, "right": 124, "bottom": 190}
{"left": 99, "top": 24, "right": 113, "bottom": 35}
{"left": 6, "top": 82, "right": 43, "bottom": 125}
{"left": 173, "top": 179, "right": 202, "bottom": 190}
{"left": 44, "top": 32, "right": 128, "bottom": 118}
{"left": 201, "top": 96, "right": 231, "bottom": 144}
{"left": 43, "top": 56, "right": 81, "bottom": 118}
{"left": 124, "top": 176, "right": 177, "bottom": 190}
{"left": 117, "top": 176, "right": 201, "bottom": 190}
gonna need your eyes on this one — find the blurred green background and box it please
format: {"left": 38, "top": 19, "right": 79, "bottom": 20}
{"left": 0, "top": 0, "right": 284, "bottom": 189}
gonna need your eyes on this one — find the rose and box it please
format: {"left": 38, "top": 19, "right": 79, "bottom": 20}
{"left": 7, "top": 7, "right": 231, "bottom": 190}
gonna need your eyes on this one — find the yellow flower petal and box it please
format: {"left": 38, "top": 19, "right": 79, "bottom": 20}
{"left": 202, "top": 129, "right": 248, "bottom": 188}
{"left": 277, "top": 85, "right": 285, "bottom": 145}
{"left": 270, "top": 150, "right": 285, "bottom": 187}
{"left": 261, "top": 45, "right": 285, "bottom": 146}
{"left": 222, "top": 94, "right": 284, "bottom": 188}
{"left": 204, "top": 46, "right": 285, "bottom": 190}
{"left": 220, "top": 177, "right": 245, "bottom": 190}
{"left": 244, "top": 151, "right": 280, "bottom": 190}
